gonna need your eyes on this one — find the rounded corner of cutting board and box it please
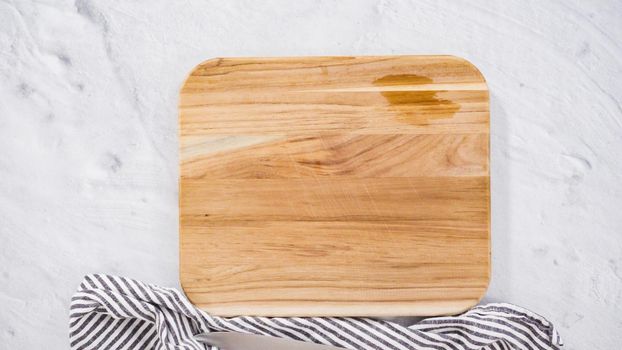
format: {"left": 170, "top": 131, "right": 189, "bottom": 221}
{"left": 179, "top": 57, "right": 226, "bottom": 95}
{"left": 443, "top": 55, "right": 488, "bottom": 84}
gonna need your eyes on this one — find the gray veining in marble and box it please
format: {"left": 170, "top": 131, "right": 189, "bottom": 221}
{"left": 1, "top": 1, "right": 621, "bottom": 349}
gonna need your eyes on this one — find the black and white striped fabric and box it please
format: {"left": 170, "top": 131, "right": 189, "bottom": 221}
{"left": 69, "top": 274, "right": 563, "bottom": 350}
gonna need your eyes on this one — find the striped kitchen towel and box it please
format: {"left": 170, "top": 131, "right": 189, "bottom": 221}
{"left": 69, "top": 274, "right": 563, "bottom": 350}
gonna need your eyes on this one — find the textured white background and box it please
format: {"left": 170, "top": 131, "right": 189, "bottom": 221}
{"left": 1, "top": 0, "right": 621, "bottom": 349}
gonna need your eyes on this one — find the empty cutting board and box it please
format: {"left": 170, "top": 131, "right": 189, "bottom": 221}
{"left": 179, "top": 56, "right": 490, "bottom": 317}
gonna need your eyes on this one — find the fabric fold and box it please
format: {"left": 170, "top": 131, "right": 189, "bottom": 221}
{"left": 69, "top": 274, "right": 563, "bottom": 350}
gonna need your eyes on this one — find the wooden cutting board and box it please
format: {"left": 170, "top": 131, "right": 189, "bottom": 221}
{"left": 179, "top": 56, "right": 490, "bottom": 317}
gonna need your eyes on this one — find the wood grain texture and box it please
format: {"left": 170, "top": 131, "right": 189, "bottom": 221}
{"left": 179, "top": 56, "right": 490, "bottom": 317}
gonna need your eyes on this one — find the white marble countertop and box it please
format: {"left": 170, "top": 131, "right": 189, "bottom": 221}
{"left": 1, "top": 0, "right": 621, "bottom": 348}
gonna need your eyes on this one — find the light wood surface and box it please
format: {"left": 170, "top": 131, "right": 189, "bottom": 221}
{"left": 179, "top": 56, "right": 490, "bottom": 317}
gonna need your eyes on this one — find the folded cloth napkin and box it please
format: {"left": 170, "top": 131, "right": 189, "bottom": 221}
{"left": 69, "top": 274, "right": 563, "bottom": 350}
